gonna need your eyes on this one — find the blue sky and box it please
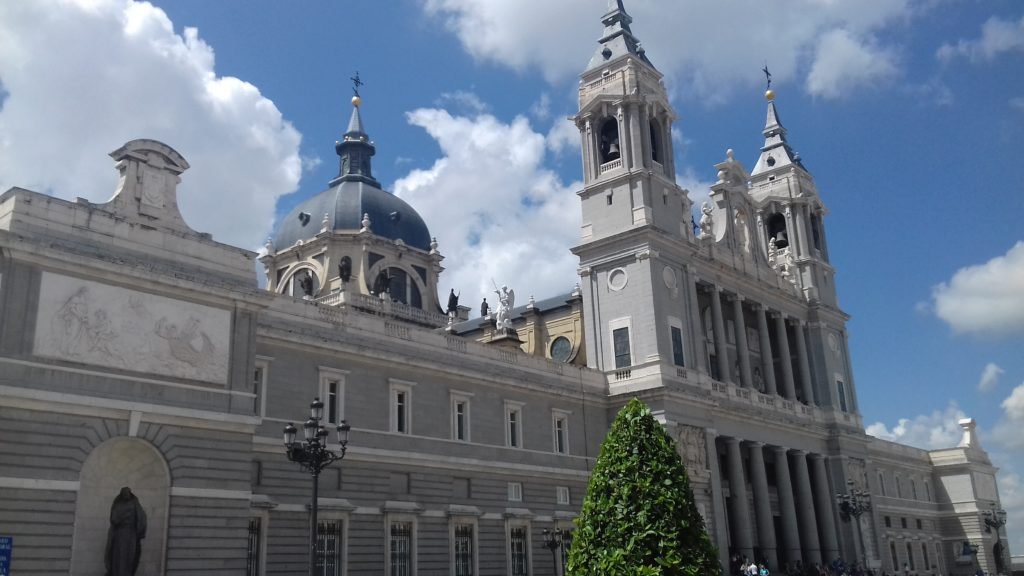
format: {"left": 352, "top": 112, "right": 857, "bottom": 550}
{"left": 1, "top": 0, "right": 1022, "bottom": 554}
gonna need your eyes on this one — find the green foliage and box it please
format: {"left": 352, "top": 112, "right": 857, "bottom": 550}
{"left": 566, "top": 398, "right": 720, "bottom": 576}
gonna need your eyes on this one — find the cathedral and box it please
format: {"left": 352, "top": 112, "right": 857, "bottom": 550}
{"left": 0, "top": 2, "right": 1011, "bottom": 575}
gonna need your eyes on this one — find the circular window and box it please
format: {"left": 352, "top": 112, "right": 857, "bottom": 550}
{"left": 607, "top": 268, "right": 628, "bottom": 291}
{"left": 550, "top": 336, "right": 573, "bottom": 363}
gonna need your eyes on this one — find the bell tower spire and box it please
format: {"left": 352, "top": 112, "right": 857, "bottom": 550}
{"left": 748, "top": 87, "right": 836, "bottom": 307}
{"left": 331, "top": 72, "right": 379, "bottom": 188}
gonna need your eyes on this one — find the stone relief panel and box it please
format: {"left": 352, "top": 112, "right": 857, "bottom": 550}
{"left": 33, "top": 272, "right": 230, "bottom": 384}
{"left": 677, "top": 425, "right": 709, "bottom": 478}
{"left": 848, "top": 458, "right": 867, "bottom": 491}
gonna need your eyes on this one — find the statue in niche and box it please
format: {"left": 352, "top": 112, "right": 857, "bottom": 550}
{"left": 105, "top": 487, "right": 147, "bottom": 576}
{"left": 298, "top": 271, "right": 314, "bottom": 298}
{"left": 699, "top": 202, "right": 714, "bottom": 238}
{"left": 734, "top": 210, "right": 750, "bottom": 254}
{"left": 338, "top": 256, "right": 352, "bottom": 284}
{"left": 753, "top": 367, "right": 764, "bottom": 392}
{"left": 768, "top": 237, "right": 778, "bottom": 267}
{"left": 372, "top": 270, "right": 392, "bottom": 299}
{"left": 480, "top": 298, "right": 490, "bottom": 318}
{"left": 494, "top": 284, "right": 515, "bottom": 331}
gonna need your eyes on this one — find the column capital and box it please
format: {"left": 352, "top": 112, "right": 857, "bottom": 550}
{"left": 712, "top": 284, "right": 723, "bottom": 294}
{"left": 724, "top": 436, "right": 742, "bottom": 446}
{"left": 705, "top": 427, "right": 718, "bottom": 437}
{"left": 772, "top": 445, "right": 790, "bottom": 456}
{"left": 769, "top": 310, "right": 786, "bottom": 320}
{"left": 808, "top": 452, "right": 828, "bottom": 462}
{"left": 727, "top": 293, "right": 745, "bottom": 303}
{"left": 746, "top": 440, "right": 765, "bottom": 449}
{"left": 755, "top": 302, "right": 769, "bottom": 312}
{"left": 790, "top": 449, "right": 808, "bottom": 458}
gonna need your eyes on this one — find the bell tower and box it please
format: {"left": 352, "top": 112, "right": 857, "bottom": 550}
{"left": 748, "top": 89, "right": 837, "bottom": 307}
{"left": 572, "top": 0, "right": 696, "bottom": 374}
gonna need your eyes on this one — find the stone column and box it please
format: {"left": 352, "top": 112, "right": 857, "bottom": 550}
{"left": 707, "top": 430, "right": 732, "bottom": 572}
{"left": 756, "top": 304, "right": 777, "bottom": 395}
{"left": 748, "top": 442, "right": 778, "bottom": 570}
{"left": 686, "top": 268, "right": 708, "bottom": 373}
{"left": 793, "top": 319, "right": 816, "bottom": 405}
{"left": 791, "top": 450, "right": 822, "bottom": 565}
{"left": 628, "top": 103, "right": 642, "bottom": 170}
{"left": 810, "top": 454, "right": 840, "bottom": 563}
{"left": 773, "top": 312, "right": 797, "bottom": 399}
{"left": 710, "top": 286, "right": 731, "bottom": 383}
{"left": 731, "top": 296, "right": 753, "bottom": 388}
{"left": 726, "top": 437, "right": 754, "bottom": 560}
{"left": 581, "top": 120, "right": 594, "bottom": 181}
{"left": 774, "top": 446, "right": 801, "bottom": 567}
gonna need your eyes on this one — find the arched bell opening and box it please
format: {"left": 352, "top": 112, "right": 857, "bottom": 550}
{"left": 598, "top": 117, "right": 621, "bottom": 164}
{"left": 649, "top": 118, "right": 662, "bottom": 165}
{"left": 766, "top": 212, "right": 789, "bottom": 249}
{"left": 368, "top": 265, "right": 424, "bottom": 309}
{"left": 280, "top": 266, "right": 321, "bottom": 298}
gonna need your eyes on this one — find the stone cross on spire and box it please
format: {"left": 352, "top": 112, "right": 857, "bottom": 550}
{"left": 350, "top": 71, "right": 364, "bottom": 97}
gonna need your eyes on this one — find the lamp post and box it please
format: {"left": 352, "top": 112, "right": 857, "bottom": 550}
{"left": 542, "top": 528, "right": 571, "bottom": 576}
{"left": 283, "top": 398, "right": 351, "bottom": 576}
{"left": 836, "top": 478, "right": 872, "bottom": 568}
{"left": 982, "top": 503, "right": 1008, "bottom": 575}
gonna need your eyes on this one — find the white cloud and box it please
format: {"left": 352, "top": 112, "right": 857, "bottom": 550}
{"left": 865, "top": 402, "right": 966, "bottom": 449}
{"left": 932, "top": 242, "right": 1024, "bottom": 336}
{"left": 393, "top": 108, "right": 581, "bottom": 309}
{"left": 422, "top": 0, "right": 925, "bottom": 101}
{"left": 437, "top": 90, "right": 490, "bottom": 115}
{"left": 530, "top": 92, "right": 551, "bottom": 122}
{"left": 806, "top": 29, "right": 899, "bottom": 99}
{"left": 0, "top": 0, "right": 302, "bottom": 250}
{"left": 937, "top": 15, "right": 1024, "bottom": 63}
{"left": 546, "top": 116, "right": 579, "bottom": 156}
{"left": 1003, "top": 383, "right": 1024, "bottom": 421}
{"left": 978, "top": 362, "right": 1005, "bottom": 393}
{"left": 1010, "top": 96, "right": 1024, "bottom": 111}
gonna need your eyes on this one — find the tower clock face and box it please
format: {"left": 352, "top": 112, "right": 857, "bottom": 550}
{"left": 550, "top": 336, "right": 572, "bottom": 363}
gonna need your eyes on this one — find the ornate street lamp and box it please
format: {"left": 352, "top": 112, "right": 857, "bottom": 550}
{"left": 836, "top": 478, "right": 872, "bottom": 568}
{"left": 283, "top": 398, "right": 351, "bottom": 576}
{"left": 983, "top": 503, "right": 1008, "bottom": 574}
{"left": 542, "top": 528, "right": 571, "bottom": 575}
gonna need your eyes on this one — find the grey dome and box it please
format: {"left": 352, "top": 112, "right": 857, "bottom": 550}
{"left": 273, "top": 180, "right": 431, "bottom": 251}
{"left": 272, "top": 101, "right": 432, "bottom": 252}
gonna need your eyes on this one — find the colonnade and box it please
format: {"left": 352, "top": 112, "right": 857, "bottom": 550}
{"left": 714, "top": 434, "right": 840, "bottom": 571}
{"left": 684, "top": 271, "right": 823, "bottom": 408}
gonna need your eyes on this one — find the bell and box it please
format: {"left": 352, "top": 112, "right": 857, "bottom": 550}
{"left": 608, "top": 141, "right": 619, "bottom": 155}
{"left": 774, "top": 230, "right": 789, "bottom": 248}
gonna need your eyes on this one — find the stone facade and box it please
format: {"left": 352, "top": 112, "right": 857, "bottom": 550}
{"left": 0, "top": 5, "right": 1012, "bottom": 576}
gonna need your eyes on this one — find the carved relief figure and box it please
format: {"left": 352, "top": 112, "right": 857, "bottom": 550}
{"left": 54, "top": 286, "right": 91, "bottom": 357}
{"left": 678, "top": 425, "right": 707, "bottom": 473}
{"left": 105, "top": 487, "right": 147, "bottom": 576}
{"left": 154, "top": 316, "right": 215, "bottom": 368}
{"left": 768, "top": 237, "right": 778, "bottom": 267}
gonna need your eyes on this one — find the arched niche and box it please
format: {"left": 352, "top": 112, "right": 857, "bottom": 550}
{"left": 71, "top": 437, "right": 169, "bottom": 576}
{"left": 598, "top": 117, "right": 621, "bottom": 164}
{"left": 766, "top": 212, "right": 789, "bottom": 249}
{"left": 649, "top": 118, "right": 662, "bottom": 164}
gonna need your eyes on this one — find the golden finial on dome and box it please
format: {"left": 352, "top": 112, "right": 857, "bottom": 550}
{"left": 350, "top": 71, "right": 364, "bottom": 107}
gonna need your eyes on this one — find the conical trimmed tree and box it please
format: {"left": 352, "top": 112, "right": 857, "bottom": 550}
{"left": 566, "top": 398, "right": 720, "bottom": 576}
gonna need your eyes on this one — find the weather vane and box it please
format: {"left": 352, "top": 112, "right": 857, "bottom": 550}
{"left": 351, "top": 71, "right": 364, "bottom": 97}
{"left": 762, "top": 64, "right": 772, "bottom": 90}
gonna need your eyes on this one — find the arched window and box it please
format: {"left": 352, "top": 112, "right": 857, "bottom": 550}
{"left": 371, "top": 266, "right": 424, "bottom": 309}
{"left": 599, "top": 118, "right": 621, "bottom": 164}
{"left": 281, "top": 268, "right": 319, "bottom": 298}
{"left": 766, "top": 212, "right": 789, "bottom": 249}
{"left": 649, "top": 118, "right": 662, "bottom": 164}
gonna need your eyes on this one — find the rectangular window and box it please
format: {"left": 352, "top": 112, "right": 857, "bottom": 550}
{"left": 252, "top": 360, "right": 269, "bottom": 417}
{"left": 552, "top": 411, "right": 570, "bottom": 454}
{"left": 836, "top": 379, "right": 848, "bottom": 412}
{"left": 390, "top": 380, "right": 415, "bottom": 435}
{"left": 318, "top": 367, "right": 348, "bottom": 426}
{"left": 453, "top": 523, "right": 474, "bottom": 576}
{"left": 508, "top": 482, "right": 522, "bottom": 502}
{"left": 246, "top": 517, "right": 263, "bottom": 576}
{"left": 901, "top": 517, "right": 907, "bottom": 529}
{"left": 556, "top": 486, "right": 570, "bottom": 506}
{"left": 316, "top": 520, "right": 344, "bottom": 576}
{"left": 670, "top": 326, "right": 685, "bottom": 367}
{"left": 451, "top": 391, "right": 472, "bottom": 442}
{"left": 505, "top": 401, "right": 524, "bottom": 448}
{"left": 885, "top": 516, "right": 892, "bottom": 528}
{"left": 916, "top": 518, "right": 923, "bottom": 530}
{"left": 509, "top": 526, "right": 529, "bottom": 576}
{"left": 389, "top": 521, "right": 413, "bottom": 576}
{"left": 613, "top": 327, "right": 631, "bottom": 368}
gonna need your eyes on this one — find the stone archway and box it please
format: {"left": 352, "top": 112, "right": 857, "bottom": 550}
{"left": 71, "top": 437, "right": 169, "bottom": 575}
